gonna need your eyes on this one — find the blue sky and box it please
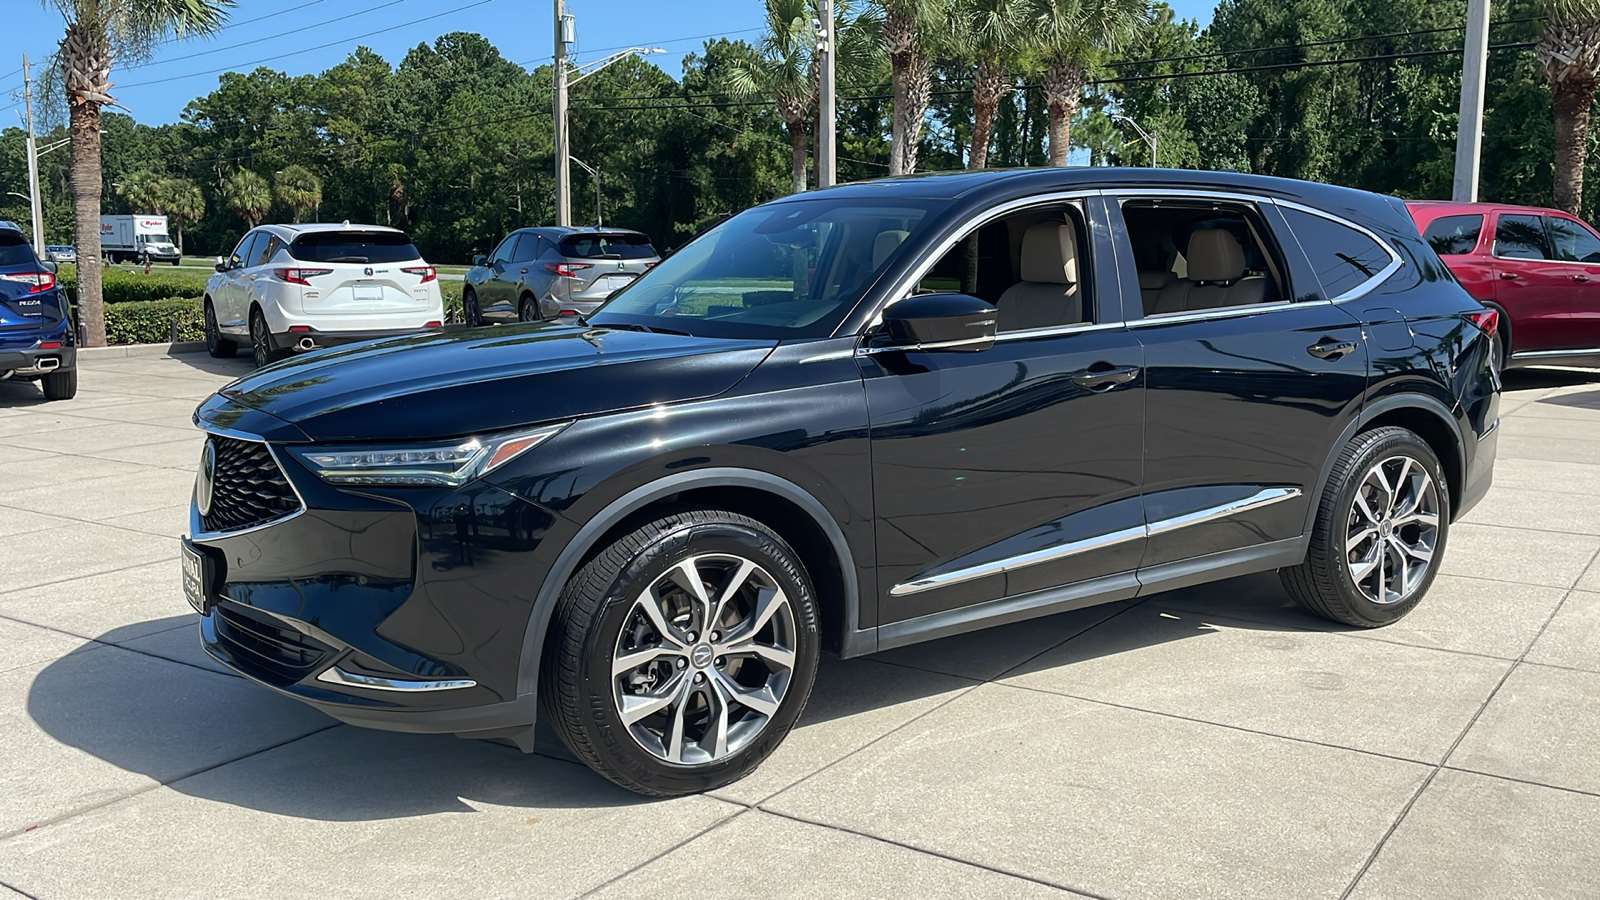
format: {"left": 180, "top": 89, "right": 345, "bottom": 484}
{"left": 3, "top": 0, "right": 1219, "bottom": 127}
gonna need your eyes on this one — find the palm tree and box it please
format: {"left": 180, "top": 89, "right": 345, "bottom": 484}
{"left": 223, "top": 169, "right": 271, "bottom": 227}
{"left": 159, "top": 177, "right": 203, "bottom": 254}
{"left": 876, "top": 0, "right": 947, "bottom": 175}
{"left": 46, "top": 0, "right": 233, "bottom": 347}
{"left": 274, "top": 164, "right": 322, "bottom": 223}
{"left": 1537, "top": 0, "right": 1600, "bottom": 215}
{"left": 957, "top": 0, "right": 1022, "bottom": 169}
{"left": 116, "top": 170, "right": 164, "bottom": 214}
{"left": 1025, "top": 0, "right": 1150, "bottom": 167}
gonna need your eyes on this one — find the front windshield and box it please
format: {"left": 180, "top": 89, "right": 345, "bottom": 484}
{"left": 143, "top": 234, "right": 173, "bottom": 244}
{"left": 588, "top": 198, "right": 934, "bottom": 339}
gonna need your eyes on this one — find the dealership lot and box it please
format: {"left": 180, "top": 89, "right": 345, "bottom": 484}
{"left": 0, "top": 353, "right": 1597, "bottom": 899}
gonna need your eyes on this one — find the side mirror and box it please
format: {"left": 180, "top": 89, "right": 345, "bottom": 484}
{"left": 40, "top": 260, "right": 57, "bottom": 275}
{"left": 214, "top": 257, "right": 228, "bottom": 272}
{"left": 880, "top": 293, "right": 997, "bottom": 352}
{"left": 473, "top": 254, "right": 488, "bottom": 267}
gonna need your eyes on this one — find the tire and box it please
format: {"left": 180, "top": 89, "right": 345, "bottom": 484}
{"left": 541, "top": 509, "right": 820, "bottom": 797}
{"left": 463, "top": 288, "right": 482, "bottom": 327}
{"left": 518, "top": 294, "right": 539, "bottom": 323}
{"left": 204, "top": 301, "right": 237, "bottom": 358}
{"left": 171, "top": 260, "right": 181, "bottom": 267}
{"left": 249, "top": 308, "right": 286, "bottom": 369}
{"left": 1281, "top": 426, "right": 1449, "bottom": 627}
{"left": 40, "top": 368, "right": 77, "bottom": 401}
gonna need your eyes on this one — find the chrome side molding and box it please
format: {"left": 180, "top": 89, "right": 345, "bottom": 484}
{"left": 316, "top": 666, "right": 477, "bottom": 692}
{"left": 889, "top": 487, "right": 1302, "bottom": 597}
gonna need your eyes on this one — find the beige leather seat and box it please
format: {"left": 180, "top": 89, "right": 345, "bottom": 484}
{"left": 996, "top": 223, "right": 1083, "bottom": 332}
{"left": 1149, "top": 228, "right": 1268, "bottom": 314}
{"left": 872, "top": 230, "right": 909, "bottom": 269}
{"left": 1138, "top": 269, "right": 1175, "bottom": 313}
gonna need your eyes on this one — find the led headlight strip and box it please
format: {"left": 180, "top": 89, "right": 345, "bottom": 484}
{"left": 288, "top": 423, "right": 568, "bottom": 486}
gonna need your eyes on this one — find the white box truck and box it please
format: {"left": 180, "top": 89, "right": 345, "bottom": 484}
{"left": 99, "top": 215, "right": 182, "bottom": 265}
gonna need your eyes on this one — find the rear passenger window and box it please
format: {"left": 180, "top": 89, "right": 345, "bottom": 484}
{"left": 1544, "top": 216, "right": 1600, "bottom": 263}
{"left": 1422, "top": 215, "right": 1483, "bottom": 255}
{"left": 1493, "top": 215, "right": 1549, "bottom": 260}
{"left": 1278, "top": 207, "right": 1391, "bottom": 299}
{"left": 1120, "top": 199, "right": 1286, "bottom": 316}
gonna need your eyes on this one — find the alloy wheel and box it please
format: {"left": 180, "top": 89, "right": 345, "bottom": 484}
{"left": 251, "top": 314, "right": 271, "bottom": 368}
{"left": 205, "top": 305, "right": 220, "bottom": 353}
{"left": 611, "top": 553, "right": 797, "bottom": 766}
{"left": 1345, "top": 454, "right": 1440, "bottom": 604}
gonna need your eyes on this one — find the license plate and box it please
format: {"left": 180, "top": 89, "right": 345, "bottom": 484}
{"left": 353, "top": 283, "right": 383, "bottom": 302}
{"left": 181, "top": 542, "right": 210, "bottom": 614}
{"left": 606, "top": 274, "right": 635, "bottom": 289}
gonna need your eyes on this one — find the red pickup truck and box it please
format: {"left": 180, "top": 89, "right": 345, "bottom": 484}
{"left": 1407, "top": 200, "right": 1600, "bottom": 370}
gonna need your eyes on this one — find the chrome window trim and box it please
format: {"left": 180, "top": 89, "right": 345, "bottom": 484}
{"left": 855, "top": 319, "right": 1127, "bottom": 357}
{"left": 858, "top": 335, "right": 995, "bottom": 354}
{"left": 316, "top": 666, "right": 478, "bottom": 692}
{"left": 1109, "top": 189, "right": 1404, "bottom": 307}
{"left": 1510, "top": 348, "right": 1600, "bottom": 360}
{"left": 188, "top": 426, "right": 310, "bottom": 541}
{"left": 862, "top": 190, "right": 1102, "bottom": 330}
{"left": 889, "top": 487, "right": 1302, "bottom": 596}
{"left": 1127, "top": 300, "right": 1312, "bottom": 329}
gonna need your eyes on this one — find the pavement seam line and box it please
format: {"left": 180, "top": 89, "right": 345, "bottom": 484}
{"left": 1335, "top": 544, "right": 1600, "bottom": 900}
{"left": 1440, "top": 765, "right": 1600, "bottom": 799}
{"left": 0, "top": 500, "right": 190, "bottom": 541}
{"left": 0, "top": 609, "right": 239, "bottom": 680}
{"left": 574, "top": 806, "right": 752, "bottom": 899}
{"left": 0, "top": 880, "right": 41, "bottom": 900}
{"left": 0, "top": 553, "right": 179, "bottom": 599}
{"left": 0, "top": 723, "right": 342, "bottom": 844}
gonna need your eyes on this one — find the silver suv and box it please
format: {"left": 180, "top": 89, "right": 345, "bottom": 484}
{"left": 463, "top": 227, "right": 659, "bottom": 325}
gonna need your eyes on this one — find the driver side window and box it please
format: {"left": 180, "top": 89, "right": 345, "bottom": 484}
{"left": 916, "top": 203, "right": 1094, "bottom": 332}
{"left": 231, "top": 233, "right": 260, "bottom": 269}
{"left": 492, "top": 235, "right": 519, "bottom": 265}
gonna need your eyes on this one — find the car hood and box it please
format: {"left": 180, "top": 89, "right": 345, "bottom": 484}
{"left": 215, "top": 323, "right": 777, "bottom": 441}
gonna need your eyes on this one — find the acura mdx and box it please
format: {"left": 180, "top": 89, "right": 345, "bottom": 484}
{"left": 183, "top": 169, "right": 1499, "bottom": 796}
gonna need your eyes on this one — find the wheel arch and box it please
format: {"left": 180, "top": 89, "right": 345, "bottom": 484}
{"left": 1303, "top": 394, "right": 1467, "bottom": 533}
{"left": 515, "top": 467, "right": 866, "bottom": 700}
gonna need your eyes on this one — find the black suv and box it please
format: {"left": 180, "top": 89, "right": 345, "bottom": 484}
{"left": 184, "top": 169, "right": 1498, "bottom": 796}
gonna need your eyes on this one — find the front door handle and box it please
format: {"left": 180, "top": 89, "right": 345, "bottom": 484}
{"left": 1071, "top": 364, "right": 1140, "bottom": 391}
{"left": 1499, "top": 272, "right": 1518, "bottom": 280}
{"left": 1573, "top": 274, "right": 1590, "bottom": 283}
{"left": 520, "top": 268, "right": 529, "bottom": 274}
{"left": 1307, "top": 339, "right": 1357, "bottom": 360}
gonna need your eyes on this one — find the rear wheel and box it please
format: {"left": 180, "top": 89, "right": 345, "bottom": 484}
{"left": 249, "top": 308, "right": 286, "bottom": 369}
{"left": 40, "top": 368, "right": 77, "bottom": 401}
{"left": 204, "top": 302, "right": 237, "bottom": 358}
{"left": 1282, "top": 426, "right": 1448, "bottom": 627}
{"left": 542, "top": 509, "right": 820, "bottom": 796}
{"left": 518, "top": 294, "right": 540, "bottom": 322}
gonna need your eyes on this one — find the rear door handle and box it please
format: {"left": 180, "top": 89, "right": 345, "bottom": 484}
{"left": 520, "top": 268, "right": 528, "bottom": 274}
{"left": 1308, "top": 339, "right": 1357, "bottom": 360}
{"left": 1070, "top": 364, "right": 1140, "bottom": 391}
{"left": 1499, "top": 272, "right": 1518, "bottom": 280}
{"left": 1573, "top": 274, "right": 1590, "bottom": 283}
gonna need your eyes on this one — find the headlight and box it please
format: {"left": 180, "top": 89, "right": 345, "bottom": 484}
{"left": 287, "top": 423, "right": 567, "bottom": 486}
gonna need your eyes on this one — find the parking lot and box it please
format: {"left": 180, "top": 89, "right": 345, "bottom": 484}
{"left": 0, "top": 351, "right": 1596, "bottom": 899}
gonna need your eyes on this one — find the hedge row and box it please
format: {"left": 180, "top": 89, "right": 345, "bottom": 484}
{"left": 58, "top": 265, "right": 212, "bottom": 304}
{"left": 103, "top": 297, "right": 204, "bottom": 345}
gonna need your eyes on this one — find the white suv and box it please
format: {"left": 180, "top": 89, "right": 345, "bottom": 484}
{"left": 203, "top": 224, "right": 445, "bottom": 368}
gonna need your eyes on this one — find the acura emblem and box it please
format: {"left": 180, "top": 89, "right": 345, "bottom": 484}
{"left": 364, "top": 266, "right": 374, "bottom": 276}
{"left": 617, "top": 261, "right": 626, "bottom": 270}
{"left": 195, "top": 440, "right": 216, "bottom": 517}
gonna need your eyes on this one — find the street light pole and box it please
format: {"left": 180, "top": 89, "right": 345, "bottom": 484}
{"left": 1453, "top": 0, "right": 1492, "bottom": 201}
{"left": 815, "top": 0, "right": 836, "bottom": 188}
{"left": 571, "top": 156, "right": 602, "bottom": 226}
{"left": 1111, "top": 113, "right": 1158, "bottom": 167}
{"left": 22, "top": 54, "right": 44, "bottom": 255}
{"left": 553, "top": 0, "right": 572, "bottom": 226}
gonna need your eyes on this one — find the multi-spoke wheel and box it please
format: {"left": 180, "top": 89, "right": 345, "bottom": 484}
{"left": 204, "top": 301, "right": 237, "bottom": 359}
{"left": 1283, "top": 426, "right": 1450, "bottom": 627}
{"left": 542, "top": 509, "right": 819, "bottom": 796}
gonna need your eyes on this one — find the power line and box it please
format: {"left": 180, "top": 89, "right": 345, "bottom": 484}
{"left": 151, "top": 0, "right": 333, "bottom": 48}
{"left": 127, "top": 0, "right": 413, "bottom": 71}
{"left": 117, "top": 0, "right": 502, "bottom": 91}
{"left": 517, "top": 27, "right": 765, "bottom": 69}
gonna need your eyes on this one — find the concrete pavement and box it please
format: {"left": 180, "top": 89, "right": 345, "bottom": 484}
{"left": 0, "top": 354, "right": 1597, "bottom": 899}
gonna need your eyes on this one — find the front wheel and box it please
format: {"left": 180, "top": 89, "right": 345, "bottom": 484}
{"left": 542, "top": 509, "right": 820, "bottom": 796}
{"left": 1281, "top": 426, "right": 1449, "bottom": 627}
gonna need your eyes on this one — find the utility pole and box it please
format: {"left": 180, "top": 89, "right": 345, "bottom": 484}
{"left": 553, "top": 0, "right": 572, "bottom": 226}
{"left": 815, "top": 0, "right": 836, "bottom": 188}
{"left": 22, "top": 54, "right": 45, "bottom": 256}
{"left": 1453, "top": 0, "right": 1491, "bottom": 201}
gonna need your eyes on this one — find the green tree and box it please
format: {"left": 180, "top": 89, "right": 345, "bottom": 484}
{"left": 956, "top": 0, "right": 1024, "bottom": 169}
{"left": 876, "top": 0, "right": 947, "bottom": 174}
{"left": 160, "top": 176, "right": 203, "bottom": 253}
{"left": 1537, "top": 0, "right": 1600, "bottom": 214}
{"left": 1026, "top": 0, "right": 1152, "bottom": 166}
{"left": 222, "top": 168, "right": 270, "bottom": 226}
{"left": 116, "top": 169, "right": 165, "bottom": 213}
{"left": 274, "top": 164, "right": 322, "bottom": 222}
{"left": 45, "top": 0, "right": 233, "bottom": 346}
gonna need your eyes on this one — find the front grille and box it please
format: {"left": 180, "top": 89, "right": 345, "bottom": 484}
{"left": 201, "top": 435, "right": 302, "bottom": 533}
{"left": 214, "top": 605, "right": 335, "bottom": 685}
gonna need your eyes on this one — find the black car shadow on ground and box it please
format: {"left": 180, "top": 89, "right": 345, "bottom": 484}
{"left": 25, "top": 575, "right": 1335, "bottom": 822}
{"left": 162, "top": 351, "right": 253, "bottom": 378}
{"left": 1501, "top": 367, "right": 1600, "bottom": 394}
{"left": 0, "top": 375, "right": 54, "bottom": 408}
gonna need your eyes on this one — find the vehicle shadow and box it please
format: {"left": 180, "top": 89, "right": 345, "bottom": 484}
{"left": 25, "top": 574, "right": 1330, "bottom": 821}
{"left": 0, "top": 377, "right": 50, "bottom": 408}
{"left": 162, "top": 352, "right": 253, "bottom": 379}
{"left": 1502, "top": 367, "right": 1600, "bottom": 393}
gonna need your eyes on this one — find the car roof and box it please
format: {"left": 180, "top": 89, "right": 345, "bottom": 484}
{"left": 1405, "top": 199, "right": 1578, "bottom": 218}
{"left": 518, "top": 226, "right": 648, "bottom": 238}
{"left": 253, "top": 222, "right": 408, "bottom": 239}
{"left": 0, "top": 221, "right": 22, "bottom": 234}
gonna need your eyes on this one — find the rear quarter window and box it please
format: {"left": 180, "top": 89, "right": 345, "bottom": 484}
{"left": 0, "top": 232, "right": 38, "bottom": 268}
{"left": 1422, "top": 215, "right": 1483, "bottom": 256}
{"left": 558, "top": 233, "right": 656, "bottom": 260}
{"left": 1279, "top": 207, "right": 1393, "bottom": 299}
{"left": 290, "top": 231, "right": 422, "bottom": 264}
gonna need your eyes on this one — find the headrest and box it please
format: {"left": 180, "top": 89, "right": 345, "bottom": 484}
{"left": 872, "top": 230, "right": 909, "bottom": 269}
{"left": 1186, "top": 228, "right": 1247, "bottom": 282}
{"left": 1138, "top": 270, "right": 1174, "bottom": 290}
{"left": 1019, "top": 223, "right": 1078, "bottom": 285}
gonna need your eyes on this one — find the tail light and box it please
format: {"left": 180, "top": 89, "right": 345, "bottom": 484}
{"left": 644, "top": 261, "right": 658, "bottom": 269}
{"left": 0, "top": 272, "right": 56, "bottom": 293}
{"left": 402, "top": 265, "right": 437, "bottom": 283}
{"left": 1461, "top": 308, "right": 1499, "bottom": 338}
{"left": 558, "top": 309, "right": 581, "bottom": 317}
{"left": 288, "top": 325, "right": 312, "bottom": 333}
{"left": 274, "top": 267, "right": 332, "bottom": 285}
{"left": 38, "top": 341, "right": 62, "bottom": 350}
{"left": 545, "top": 262, "right": 593, "bottom": 278}
{"left": 424, "top": 320, "right": 442, "bottom": 328}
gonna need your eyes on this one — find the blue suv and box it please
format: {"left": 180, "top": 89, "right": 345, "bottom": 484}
{"left": 0, "top": 222, "right": 75, "bottom": 401}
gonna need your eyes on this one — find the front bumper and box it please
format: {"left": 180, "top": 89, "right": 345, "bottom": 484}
{"left": 184, "top": 426, "right": 563, "bottom": 743}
